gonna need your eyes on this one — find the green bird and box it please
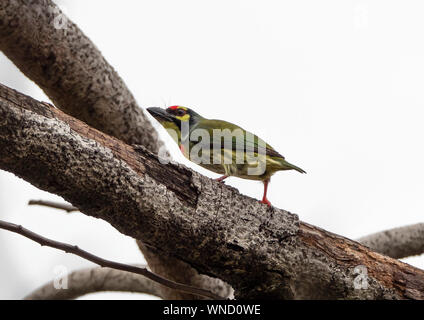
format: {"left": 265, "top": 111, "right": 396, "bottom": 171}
{"left": 147, "top": 105, "right": 305, "bottom": 206}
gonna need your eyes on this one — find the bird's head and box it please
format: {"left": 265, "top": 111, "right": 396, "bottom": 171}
{"left": 147, "top": 106, "right": 201, "bottom": 128}
{"left": 147, "top": 106, "right": 202, "bottom": 144}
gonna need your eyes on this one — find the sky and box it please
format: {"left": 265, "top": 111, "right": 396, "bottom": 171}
{"left": 1, "top": 0, "right": 424, "bottom": 299}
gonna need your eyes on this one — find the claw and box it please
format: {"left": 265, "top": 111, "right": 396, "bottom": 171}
{"left": 259, "top": 198, "right": 272, "bottom": 207}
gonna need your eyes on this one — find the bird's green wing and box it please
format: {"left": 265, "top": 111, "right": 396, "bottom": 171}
{"left": 197, "top": 119, "right": 285, "bottom": 159}
{"left": 190, "top": 118, "right": 306, "bottom": 174}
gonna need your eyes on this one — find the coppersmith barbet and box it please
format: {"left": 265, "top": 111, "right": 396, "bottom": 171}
{"left": 147, "top": 106, "right": 305, "bottom": 206}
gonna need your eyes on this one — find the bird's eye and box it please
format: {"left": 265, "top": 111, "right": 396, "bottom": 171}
{"left": 177, "top": 109, "right": 185, "bottom": 116}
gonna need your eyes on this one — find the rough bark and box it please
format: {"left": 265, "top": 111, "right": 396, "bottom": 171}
{"left": 25, "top": 266, "right": 164, "bottom": 300}
{"left": 27, "top": 200, "right": 233, "bottom": 299}
{"left": 137, "top": 242, "right": 234, "bottom": 300}
{"left": 0, "top": 0, "right": 224, "bottom": 299}
{"left": 1, "top": 83, "right": 424, "bottom": 299}
{"left": 358, "top": 223, "right": 424, "bottom": 259}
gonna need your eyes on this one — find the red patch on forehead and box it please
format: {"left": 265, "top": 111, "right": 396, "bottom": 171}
{"left": 168, "top": 105, "right": 179, "bottom": 110}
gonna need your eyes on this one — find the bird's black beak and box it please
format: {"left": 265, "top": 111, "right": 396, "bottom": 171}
{"left": 147, "top": 107, "right": 174, "bottom": 122}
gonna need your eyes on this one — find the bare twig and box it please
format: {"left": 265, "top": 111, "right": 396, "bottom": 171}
{"left": 358, "top": 223, "right": 424, "bottom": 259}
{"left": 28, "top": 200, "right": 78, "bottom": 213}
{"left": 0, "top": 219, "right": 224, "bottom": 300}
{"left": 24, "top": 266, "right": 164, "bottom": 300}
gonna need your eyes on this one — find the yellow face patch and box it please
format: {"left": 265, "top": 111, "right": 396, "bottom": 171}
{"left": 167, "top": 106, "right": 190, "bottom": 122}
{"left": 176, "top": 113, "right": 190, "bottom": 122}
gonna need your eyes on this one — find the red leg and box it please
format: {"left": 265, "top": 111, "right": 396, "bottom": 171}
{"left": 215, "top": 175, "right": 228, "bottom": 182}
{"left": 259, "top": 179, "right": 272, "bottom": 206}
{"left": 179, "top": 144, "right": 185, "bottom": 154}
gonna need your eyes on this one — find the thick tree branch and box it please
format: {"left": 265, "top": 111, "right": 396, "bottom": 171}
{"left": 358, "top": 223, "right": 424, "bottom": 259}
{"left": 25, "top": 266, "right": 164, "bottom": 300}
{"left": 0, "top": 0, "right": 160, "bottom": 151}
{"left": 0, "top": 219, "right": 223, "bottom": 300}
{"left": 1, "top": 83, "right": 424, "bottom": 299}
{"left": 28, "top": 198, "right": 424, "bottom": 261}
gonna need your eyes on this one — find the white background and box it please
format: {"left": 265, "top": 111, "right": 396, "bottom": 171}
{"left": 1, "top": 0, "right": 424, "bottom": 299}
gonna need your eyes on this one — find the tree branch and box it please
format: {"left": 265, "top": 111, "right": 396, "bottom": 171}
{"left": 26, "top": 199, "right": 233, "bottom": 299}
{"left": 358, "top": 223, "right": 424, "bottom": 259}
{"left": 1, "top": 83, "right": 424, "bottom": 299}
{"left": 28, "top": 200, "right": 79, "bottom": 213}
{"left": 28, "top": 198, "right": 424, "bottom": 261}
{"left": 0, "top": 219, "right": 223, "bottom": 300}
{"left": 136, "top": 241, "right": 234, "bottom": 300}
{"left": 24, "top": 266, "right": 164, "bottom": 300}
{"left": 34, "top": 197, "right": 423, "bottom": 295}
{"left": 0, "top": 0, "right": 160, "bottom": 151}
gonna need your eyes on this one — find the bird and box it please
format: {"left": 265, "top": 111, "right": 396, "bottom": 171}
{"left": 147, "top": 105, "right": 305, "bottom": 206}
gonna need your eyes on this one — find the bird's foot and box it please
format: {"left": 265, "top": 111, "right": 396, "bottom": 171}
{"left": 259, "top": 198, "right": 272, "bottom": 207}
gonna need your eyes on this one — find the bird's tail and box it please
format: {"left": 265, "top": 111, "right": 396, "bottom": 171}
{"left": 279, "top": 159, "right": 306, "bottom": 174}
